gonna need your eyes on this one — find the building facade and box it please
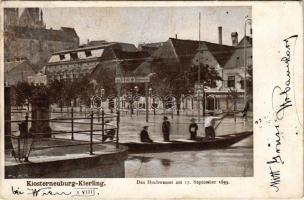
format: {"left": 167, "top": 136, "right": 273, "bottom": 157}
{"left": 45, "top": 42, "right": 150, "bottom": 82}
{"left": 205, "top": 35, "right": 253, "bottom": 112}
{"left": 136, "top": 29, "right": 252, "bottom": 113}
{"left": 5, "top": 58, "right": 36, "bottom": 86}
{"left": 4, "top": 8, "right": 80, "bottom": 74}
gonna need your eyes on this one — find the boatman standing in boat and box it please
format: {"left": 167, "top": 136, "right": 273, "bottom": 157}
{"left": 189, "top": 118, "right": 198, "bottom": 140}
{"left": 140, "top": 125, "right": 153, "bottom": 143}
{"left": 162, "top": 116, "right": 171, "bottom": 141}
{"left": 204, "top": 112, "right": 226, "bottom": 140}
{"left": 241, "top": 100, "right": 250, "bottom": 118}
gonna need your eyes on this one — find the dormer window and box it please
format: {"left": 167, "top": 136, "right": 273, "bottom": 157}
{"left": 70, "top": 52, "right": 78, "bottom": 60}
{"left": 85, "top": 50, "right": 92, "bottom": 57}
{"left": 59, "top": 54, "right": 65, "bottom": 60}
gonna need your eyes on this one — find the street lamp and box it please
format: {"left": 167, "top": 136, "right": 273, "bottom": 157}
{"left": 71, "top": 100, "right": 74, "bottom": 140}
{"left": 11, "top": 105, "right": 33, "bottom": 162}
{"left": 101, "top": 88, "right": 105, "bottom": 110}
{"left": 25, "top": 98, "right": 30, "bottom": 111}
{"left": 244, "top": 18, "right": 252, "bottom": 107}
{"left": 134, "top": 86, "right": 139, "bottom": 116}
{"left": 148, "top": 87, "right": 152, "bottom": 109}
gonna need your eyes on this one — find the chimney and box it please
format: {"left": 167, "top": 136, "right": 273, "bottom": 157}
{"left": 218, "top": 26, "right": 222, "bottom": 45}
{"left": 231, "top": 32, "right": 238, "bottom": 47}
{"left": 175, "top": 34, "right": 177, "bottom": 39}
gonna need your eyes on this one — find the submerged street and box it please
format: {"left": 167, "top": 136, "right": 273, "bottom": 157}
{"left": 122, "top": 113, "right": 253, "bottom": 177}
{"left": 54, "top": 110, "right": 253, "bottom": 177}
{"left": 125, "top": 136, "right": 252, "bottom": 177}
{"left": 10, "top": 109, "right": 253, "bottom": 177}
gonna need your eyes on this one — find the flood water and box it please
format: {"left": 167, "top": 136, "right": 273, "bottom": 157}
{"left": 121, "top": 113, "right": 253, "bottom": 177}
{"left": 11, "top": 109, "right": 253, "bottom": 177}
{"left": 125, "top": 136, "right": 253, "bottom": 177}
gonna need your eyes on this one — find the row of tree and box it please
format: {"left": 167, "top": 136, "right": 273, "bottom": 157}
{"left": 13, "top": 76, "right": 95, "bottom": 108}
{"left": 12, "top": 61, "right": 252, "bottom": 115}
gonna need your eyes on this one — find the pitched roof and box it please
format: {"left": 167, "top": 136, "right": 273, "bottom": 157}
{"left": 114, "top": 42, "right": 138, "bottom": 52}
{"left": 5, "top": 26, "right": 79, "bottom": 43}
{"left": 237, "top": 36, "right": 252, "bottom": 47}
{"left": 60, "top": 27, "right": 79, "bottom": 39}
{"left": 132, "top": 61, "right": 152, "bottom": 76}
{"left": 86, "top": 40, "right": 108, "bottom": 46}
{"left": 112, "top": 49, "right": 150, "bottom": 60}
{"left": 52, "top": 43, "right": 113, "bottom": 55}
{"left": 169, "top": 38, "right": 235, "bottom": 66}
{"left": 138, "top": 42, "right": 165, "bottom": 55}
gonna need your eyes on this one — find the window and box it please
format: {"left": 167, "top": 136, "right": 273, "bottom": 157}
{"left": 85, "top": 50, "right": 92, "bottom": 57}
{"left": 240, "top": 79, "right": 244, "bottom": 89}
{"left": 227, "top": 76, "right": 235, "bottom": 88}
{"left": 70, "top": 52, "right": 78, "bottom": 60}
{"left": 59, "top": 54, "right": 65, "bottom": 60}
{"left": 236, "top": 57, "right": 240, "bottom": 60}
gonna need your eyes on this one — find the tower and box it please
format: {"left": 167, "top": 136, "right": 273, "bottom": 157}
{"left": 4, "top": 8, "right": 19, "bottom": 29}
{"left": 18, "top": 8, "right": 45, "bottom": 28}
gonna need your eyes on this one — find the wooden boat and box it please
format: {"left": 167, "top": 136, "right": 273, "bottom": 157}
{"left": 120, "top": 131, "right": 253, "bottom": 153}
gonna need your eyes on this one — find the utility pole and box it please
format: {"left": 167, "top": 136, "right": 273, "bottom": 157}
{"left": 198, "top": 12, "right": 201, "bottom": 122}
{"left": 244, "top": 21, "right": 247, "bottom": 106}
{"left": 244, "top": 18, "right": 252, "bottom": 107}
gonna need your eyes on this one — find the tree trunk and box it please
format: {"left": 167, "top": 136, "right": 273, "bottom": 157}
{"left": 176, "top": 95, "right": 181, "bottom": 116}
{"left": 131, "top": 104, "right": 134, "bottom": 114}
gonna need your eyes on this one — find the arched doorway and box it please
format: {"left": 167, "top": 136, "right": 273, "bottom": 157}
{"left": 206, "top": 95, "right": 216, "bottom": 111}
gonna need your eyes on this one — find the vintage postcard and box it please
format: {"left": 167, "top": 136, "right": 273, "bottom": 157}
{"left": 0, "top": 1, "right": 303, "bottom": 199}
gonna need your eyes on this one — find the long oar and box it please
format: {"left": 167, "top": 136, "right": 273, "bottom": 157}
{"left": 215, "top": 113, "right": 227, "bottom": 130}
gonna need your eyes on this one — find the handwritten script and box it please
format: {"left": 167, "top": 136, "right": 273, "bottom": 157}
{"left": 12, "top": 186, "right": 101, "bottom": 197}
{"left": 269, "top": 34, "right": 298, "bottom": 192}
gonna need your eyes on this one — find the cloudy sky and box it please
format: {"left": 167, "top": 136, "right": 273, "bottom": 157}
{"left": 43, "top": 7, "right": 251, "bottom": 46}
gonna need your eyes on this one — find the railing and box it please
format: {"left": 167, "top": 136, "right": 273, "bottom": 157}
{"left": 6, "top": 108, "right": 120, "bottom": 156}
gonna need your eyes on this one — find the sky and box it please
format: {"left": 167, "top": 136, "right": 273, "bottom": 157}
{"left": 42, "top": 7, "right": 251, "bottom": 47}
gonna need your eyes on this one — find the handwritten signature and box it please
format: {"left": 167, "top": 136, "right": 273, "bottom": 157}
{"left": 12, "top": 186, "right": 71, "bottom": 197}
{"left": 268, "top": 34, "right": 298, "bottom": 192}
{"left": 12, "top": 186, "right": 100, "bottom": 197}
{"left": 272, "top": 35, "right": 297, "bottom": 120}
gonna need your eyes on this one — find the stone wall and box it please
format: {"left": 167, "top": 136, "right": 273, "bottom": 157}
{"left": 5, "top": 144, "right": 128, "bottom": 178}
{"left": 6, "top": 38, "right": 78, "bottom": 71}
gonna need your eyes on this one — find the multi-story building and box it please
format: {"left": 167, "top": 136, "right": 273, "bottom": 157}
{"left": 44, "top": 42, "right": 150, "bottom": 82}
{"left": 5, "top": 58, "right": 36, "bottom": 86}
{"left": 4, "top": 8, "right": 79, "bottom": 77}
{"left": 134, "top": 27, "right": 252, "bottom": 112}
{"left": 205, "top": 33, "right": 253, "bottom": 112}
